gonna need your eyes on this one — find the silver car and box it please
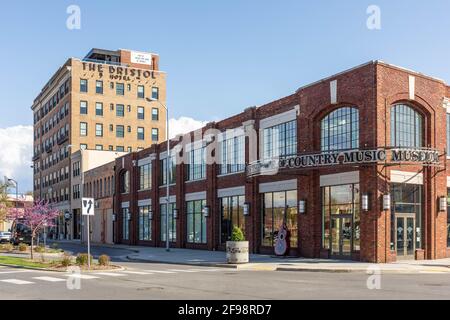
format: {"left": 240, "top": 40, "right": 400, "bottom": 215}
{"left": 0, "top": 232, "right": 12, "bottom": 243}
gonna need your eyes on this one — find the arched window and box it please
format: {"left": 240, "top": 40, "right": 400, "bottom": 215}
{"left": 390, "top": 104, "right": 423, "bottom": 147}
{"left": 321, "top": 107, "right": 359, "bottom": 151}
{"left": 120, "top": 171, "right": 129, "bottom": 194}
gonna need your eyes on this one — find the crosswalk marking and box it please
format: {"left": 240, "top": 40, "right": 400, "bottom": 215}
{"left": 33, "top": 276, "right": 66, "bottom": 282}
{"left": 0, "top": 270, "right": 32, "bottom": 275}
{"left": 63, "top": 274, "right": 99, "bottom": 280}
{"left": 94, "top": 272, "right": 127, "bottom": 277}
{"left": 143, "top": 270, "right": 176, "bottom": 274}
{"left": 1, "top": 279, "right": 34, "bottom": 285}
{"left": 121, "top": 271, "right": 153, "bottom": 275}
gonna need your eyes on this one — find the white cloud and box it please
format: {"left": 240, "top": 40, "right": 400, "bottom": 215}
{"left": 169, "top": 117, "right": 209, "bottom": 139}
{"left": 0, "top": 125, "right": 33, "bottom": 193}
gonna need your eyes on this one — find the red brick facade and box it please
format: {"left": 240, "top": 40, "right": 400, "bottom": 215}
{"left": 114, "top": 61, "right": 450, "bottom": 263}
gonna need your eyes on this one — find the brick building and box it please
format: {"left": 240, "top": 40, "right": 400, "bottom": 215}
{"left": 113, "top": 61, "right": 450, "bottom": 263}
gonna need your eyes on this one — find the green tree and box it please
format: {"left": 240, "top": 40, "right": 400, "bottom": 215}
{"left": 0, "top": 183, "right": 10, "bottom": 223}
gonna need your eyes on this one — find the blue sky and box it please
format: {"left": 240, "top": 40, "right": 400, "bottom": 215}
{"left": 1, "top": 0, "right": 450, "bottom": 192}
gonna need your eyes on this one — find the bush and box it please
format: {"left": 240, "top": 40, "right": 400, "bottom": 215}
{"left": 231, "top": 226, "right": 245, "bottom": 242}
{"left": 0, "top": 243, "right": 14, "bottom": 252}
{"left": 98, "top": 254, "right": 110, "bottom": 266}
{"left": 60, "top": 253, "right": 72, "bottom": 267}
{"left": 75, "top": 253, "right": 92, "bottom": 266}
{"left": 35, "top": 245, "right": 45, "bottom": 253}
{"left": 18, "top": 243, "right": 28, "bottom": 252}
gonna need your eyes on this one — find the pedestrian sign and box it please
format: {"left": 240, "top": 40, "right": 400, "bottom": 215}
{"left": 82, "top": 198, "right": 95, "bottom": 216}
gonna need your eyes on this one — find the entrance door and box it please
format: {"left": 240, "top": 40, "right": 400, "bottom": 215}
{"left": 331, "top": 215, "right": 352, "bottom": 258}
{"left": 395, "top": 215, "right": 415, "bottom": 259}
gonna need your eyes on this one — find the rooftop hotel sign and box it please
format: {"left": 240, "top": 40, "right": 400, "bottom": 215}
{"left": 82, "top": 62, "right": 153, "bottom": 81}
{"left": 246, "top": 147, "right": 440, "bottom": 177}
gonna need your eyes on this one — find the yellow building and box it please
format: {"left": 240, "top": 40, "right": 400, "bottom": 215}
{"left": 31, "top": 48, "right": 166, "bottom": 238}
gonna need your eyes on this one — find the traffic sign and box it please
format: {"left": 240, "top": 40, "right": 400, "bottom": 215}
{"left": 82, "top": 198, "right": 95, "bottom": 216}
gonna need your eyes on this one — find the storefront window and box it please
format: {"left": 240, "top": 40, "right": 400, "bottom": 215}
{"left": 390, "top": 104, "right": 423, "bottom": 148}
{"left": 160, "top": 203, "right": 176, "bottom": 242}
{"left": 186, "top": 200, "right": 207, "bottom": 244}
{"left": 263, "top": 120, "right": 297, "bottom": 160}
{"left": 322, "top": 183, "right": 360, "bottom": 253}
{"left": 321, "top": 107, "right": 359, "bottom": 152}
{"left": 447, "top": 189, "right": 450, "bottom": 248}
{"left": 138, "top": 205, "right": 152, "bottom": 241}
{"left": 262, "top": 190, "right": 298, "bottom": 248}
{"left": 122, "top": 207, "right": 129, "bottom": 241}
{"left": 220, "top": 195, "right": 245, "bottom": 243}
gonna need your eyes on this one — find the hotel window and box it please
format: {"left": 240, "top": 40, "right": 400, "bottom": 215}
{"left": 122, "top": 207, "right": 129, "bottom": 240}
{"left": 127, "top": 147, "right": 132, "bottom": 152}
{"left": 137, "top": 106, "right": 145, "bottom": 120}
{"left": 80, "top": 144, "right": 87, "bottom": 150}
{"left": 219, "top": 135, "right": 245, "bottom": 175}
{"left": 139, "top": 163, "right": 151, "bottom": 190}
{"left": 186, "top": 199, "right": 207, "bottom": 244}
{"left": 116, "top": 104, "right": 125, "bottom": 117}
{"left": 95, "top": 124, "right": 103, "bottom": 137}
{"left": 80, "top": 122, "right": 87, "bottom": 136}
{"left": 321, "top": 107, "right": 359, "bottom": 152}
{"left": 109, "top": 124, "right": 113, "bottom": 132}
{"left": 160, "top": 155, "right": 177, "bottom": 185}
{"left": 161, "top": 202, "right": 176, "bottom": 242}
{"left": 263, "top": 120, "right": 297, "bottom": 159}
{"left": 80, "top": 101, "right": 88, "bottom": 115}
{"left": 262, "top": 190, "right": 298, "bottom": 248}
{"left": 152, "top": 128, "right": 159, "bottom": 142}
{"left": 116, "top": 146, "right": 125, "bottom": 152}
{"left": 220, "top": 195, "right": 245, "bottom": 243}
{"left": 116, "top": 125, "right": 124, "bottom": 138}
{"left": 80, "top": 79, "right": 88, "bottom": 93}
{"left": 152, "top": 87, "right": 159, "bottom": 100}
{"left": 447, "top": 114, "right": 450, "bottom": 157}
{"left": 137, "top": 127, "right": 145, "bottom": 140}
{"left": 116, "top": 83, "right": 125, "bottom": 96}
{"left": 127, "top": 126, "right": 131, "bottom": 133}
{"left": 390, "top": 104, "right": 423, "bottom": 148}
{"left": 187, "top": 145, "right": 206, "bottom": 181}
{"left": 95, "top": 145, "right": 103, "bottom": 151}
{"left": 120, "top": 171, "right": 129, "bottom": 194}
{"left": 95, "top": 102, "right": 103, "bottom": 116}
{"left": 96, "top": 80, "right": 103, "bottom": 94}
{"left": 152, "top": 108, "right": 159, "bottom": 121}
{"left": 138, "top": 205, "right": 152, "bottom": 241}
{"left": 137, "top": 85, "right": 145, "bottom": 99}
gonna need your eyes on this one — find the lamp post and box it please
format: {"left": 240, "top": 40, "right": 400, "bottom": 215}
{"left": 150, "top": 98, "right": 171, "bottom": 252}
{"left": 5, "top": 177, "right": 18, "bottom": 211}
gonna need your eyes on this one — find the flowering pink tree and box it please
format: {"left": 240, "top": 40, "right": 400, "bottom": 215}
{"left": 7, "top": 201, "right": 60, "bottom": 259}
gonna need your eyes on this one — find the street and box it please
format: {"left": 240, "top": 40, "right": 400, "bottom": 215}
{"left": 0, "top": 259, "right": 449, "bottom": 300}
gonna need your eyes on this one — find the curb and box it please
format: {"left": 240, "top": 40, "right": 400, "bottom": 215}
{"left": 0, "top": 262, "right": 125, "bottom": 273}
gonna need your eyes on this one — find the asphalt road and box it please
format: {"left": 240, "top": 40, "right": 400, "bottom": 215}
{"left": 50, "top": 241, "right": 135, "bottom": 261}
{"left": 0, "top": 260, "right": 449, "bottom": 300}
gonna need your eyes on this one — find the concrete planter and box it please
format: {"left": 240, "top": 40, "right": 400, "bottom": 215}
{"left": 226, "top": 241, "right": 249, "bottom": 264}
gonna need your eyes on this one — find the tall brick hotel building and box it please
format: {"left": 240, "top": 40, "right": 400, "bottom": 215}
{"left": 109, "top": 61, "right": 450, "bottom": 263}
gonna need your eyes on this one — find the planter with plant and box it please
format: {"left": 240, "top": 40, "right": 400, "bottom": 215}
{"left": 226, "top": 226, "right": 249, "bottom": 264}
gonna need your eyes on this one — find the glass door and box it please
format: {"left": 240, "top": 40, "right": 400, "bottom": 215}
{"left": 331, "top": 215, "right": 352, "bottom": 258}
{"left": 395, "top": 214, "right": 415, "bottom": 259}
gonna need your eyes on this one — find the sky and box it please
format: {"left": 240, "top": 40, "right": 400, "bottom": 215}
{"left": 1, "top": 0, "right": 450, "bottom": 192}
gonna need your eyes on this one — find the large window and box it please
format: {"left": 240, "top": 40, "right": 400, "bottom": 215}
{"left": 137, "top": 106, "right": 145, "bottom": 120}
{"left": 137, "top": 85, "right": 145, "bottom": 99}
{"left": 321, "top": 107, "right": 359, "bottom": 151}
{"left": 122, "top": 207, "right": 129, "bottom": 240}
{"left": 116, "top": 83, "right": 124, "bottom": 96}
{"left": 116, "top": 104, "right": 125, "bottom": 117}
{"left": 152, "top": 128, "right": 159, "bottom": 142}
{"left": 116, "top": 125, "right": 124, "bottom": 138}
{"left": 120, "top": 171, "right": 129, "bottom": 193}
{"left": 220, "top": 195, "right": 245, "bottom": 243}
{"left": 152, "top": 87, "right": 159, "bottom": 100}
{"left": 137, "top": 127, "right": 145, "bottom": 140}
{"left": 263, "top": 120, "right": 297, "bottom": 159}
{"left": 390, "top": 104, "right": 423, "bottom": 147}
{"left": 80, "top": 79, "right": 88, "bottom": 93}
{"left": 96, "top": 80, "right": 103, "bottom": 94}
{"left": 186, "top": 199, "right": 207, "bottom": 244}
{"left": 80, "top": 101, "right": 88, "bottom": 115}
{"left": 160, "top": 155, "right": 176, "bottom": 185}
{"left": 138, "top": 205, "right": 152, "bottom": 241}
{"left": 152, "top": 108, "right": 159, "bottom": 121}
{"left": 262, "top": 190, "right": 297, "bottom": 248}
{"left": 139, "top": 163, "right": 151, "bottom": 190}
{"left": 95, "top": 124, "right": 103, "bottom": 137}
{"left": 80, "top": 122, "right": 87, "bottom": 136}
{"left": 161, "top": 202, "right": 176, "bottom": 242}
{"left": 187, "top": 146, "right": 206, "bottom": 181}
{"left": 95, "top": 102, "right": 103, "bottom": 116}
{"left": 219, "top": 135, "right": 245, "bottom": 175}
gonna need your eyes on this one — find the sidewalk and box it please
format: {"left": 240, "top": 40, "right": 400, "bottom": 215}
{"left": 122, "top": 246, "right": 450, "bottom": 274}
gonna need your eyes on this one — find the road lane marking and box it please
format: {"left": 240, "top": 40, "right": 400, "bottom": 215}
{"left": 94, "top": 272, "right": 127, "bottom": 277}
{"left": 121, "top": 271, "right": 153, "bottom": 275}
{"left": 0, "top": 270, "right": 33, "bottom": 274}
{"left": 142, "top": 270, "right": 176, "bottom": 274}
{"left": 63, "top": 274, "right": 99, "bottom": 280}
{"left": 33, "top": 276, "right": 66, "bottom": 282}
{"left": 1, "top": 279, "right": 34, "bottom": 285}
{"left": 167, "top": 269, "right": 200, "bottom": 273}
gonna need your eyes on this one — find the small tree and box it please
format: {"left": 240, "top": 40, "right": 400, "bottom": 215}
{"left": 7, "top": 201, "right": 59, "bottom": 259}
{"left": 231, "top": 226, "right": 245, "bottom": 242}
{"left": 0, "top": 183, "right": 10, "bottom": 224}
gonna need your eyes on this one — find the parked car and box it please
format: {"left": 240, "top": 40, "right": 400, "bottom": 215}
{"left": 10, "top": 223, "right": 32, "bottom": 245}
{"left": 0, "top": 232, "right": 12, "bottom": 243}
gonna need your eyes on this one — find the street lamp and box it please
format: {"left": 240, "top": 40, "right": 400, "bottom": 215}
{"left": 149, "top": 97, "right": 171, "bottom": 252}
{"left": 4, "top": 177, "right": 18, "bottom": 211}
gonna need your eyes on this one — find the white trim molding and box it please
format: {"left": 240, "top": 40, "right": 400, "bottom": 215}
{"left": 137, "top": 155, "right": 155, "bottom": 166}
{"left": 137, "top": 199, "right": 152, "bottom": 207}
{"left": 330, "top": 80, "right": 337, "bottom": 104}
{"left": 259, "top": 108, "right": 298, "bottom": 130}
{"left": 259, "top": 179, "right": 297, "bottom": 193}
{"left": 217, "top": 186, "right": 245, "bottom": 198}
{"left": 185, "top": 191, "right": 207, "bottom": 202}
{"left": 159, "top": 195, "right": 176, "bottom": 204}
{"left": 390, "top": 170, "right": 423, "bottom": 185}
{"left": 409, "top": 75, "right": 415, "bottom": 100}
{"left": 447, "top": 176, "right": 450, "bottom": 188}
{"left": 320, "top": 171, "right": 360, "bottom": 187}
{"left": 121, "top": 201, "right": 130, "bottom": 208}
